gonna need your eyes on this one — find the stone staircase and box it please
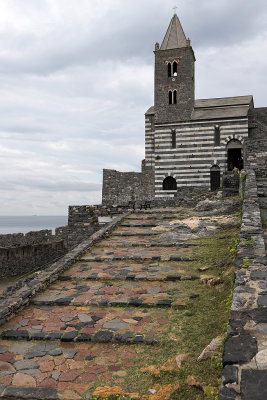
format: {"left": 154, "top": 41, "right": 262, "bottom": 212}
{"left": 0, "top": 209, "right": 232, "bottom": 399}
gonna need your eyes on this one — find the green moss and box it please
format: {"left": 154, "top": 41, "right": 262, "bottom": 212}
{"left": 241, "top": 257, "right": 250, "bottom": 269}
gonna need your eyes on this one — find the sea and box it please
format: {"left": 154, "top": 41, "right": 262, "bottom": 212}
{"left": 0, "top": 216, "right": 68, "bottom": 235}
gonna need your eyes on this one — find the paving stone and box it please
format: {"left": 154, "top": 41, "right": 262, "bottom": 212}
{"left": 190, "top": 294, "right": 200, "bottom": 299}
{"left": 147, "top": 287, "right": 161, "bottom": 294}
{"left": 62, "top": 349, "right": 77, "bottom": 359}
{"left": 14, "top": 360, "right": 39, "bottom": 371}
{"left": 223, "top": 334, "right": 258, "bottom": 364}
{"left": 2, "top": 386, "right": 59, "bottom": 399}
{"left": 102, "top": 318, "right": 129, "bottom": 331}
{"left": 49, "top": 349, "right": 63, "bottom": 356}
{"left": 19, "top": 319, "right": 30, "bottom": 327}
{"left": 93, "top": 331, "right": 113, "bottom": 342}
{"left": 0, "top": 361, "right": 15, "bottom": 372}
{"left": 18, "top": 368, "right": 41, "bottom": 376}
{"left": 219, "top": 385, "right": 238, "bottom": 400}
{"left": 1, "top": 330, "right": 30, "bottom": 341}
{"left": 30, "top": 333, "right": 47, "bottom": 340}
{"left": 78, "top": 314, "right": 93, "bottom": 323}
{"left": 76, "top": 333, "right": 91, "bottom": 342}
{"left": 258, "top": 295, "right": 267, "bottom": 307}
{"left": 241, "top": 369, "right": 267, "bottom": 400}
{"left": 52, "top": 370, "right": 61, "bottom": 381}
{"left": 62, "top": 330, "right": 79, "bottom": 342}
{"left": 12, "top": 372, "right": 36, "bottom": 387}
{"left": 255, "top": 349, "right": 267, "bottom": 369}
{"left": 25, "top": 351, "right": 46, "bottom": 359}
{"left": 0, "top": 347, "right": 8, "bottom": 354}
{"left": 60, "top": 317, "right": 74, "bottom": 322}
{"left": 221, "top": 365, "right": 238, "bottom": 384}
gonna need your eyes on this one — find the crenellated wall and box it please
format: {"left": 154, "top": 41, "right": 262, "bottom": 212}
{"left": 0, "top": 205, "right": 130, "bottom": 279}
{"left": 0, "top": 241, "right": 66, "bottom": 279}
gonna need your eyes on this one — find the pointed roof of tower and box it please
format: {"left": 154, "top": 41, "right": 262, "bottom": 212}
{"left": 160, "top": 13, "right": 187, "bottom": 50}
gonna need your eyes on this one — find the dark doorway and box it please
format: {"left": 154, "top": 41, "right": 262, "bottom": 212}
{"left": 163, "top": 176, "right": 177, "bottom": 190}
{"left": 210, "top": 165, "right": 220, "bottom": 191}
{"left": 227, "top": 139, "right": 243, "bottom": 171}
{"left": 228, "top": 148, "right": 241, "bottom": 171}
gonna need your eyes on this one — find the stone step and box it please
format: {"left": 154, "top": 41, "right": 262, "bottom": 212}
{"left": 31, "top": 280, "right": 186, "bottom": 308}
{"left": 112, "top": 226, "right": 166, "bottom": 235}
{"left": 94, "top": 237, "right": 200, "bottom": 247}
{"left": 0, "top": 340, "right": 156, "bottom": 399}
{"left": 120, "top": 223, "right": 158, "bottom": 227}
{"left": 84, "top": 246, "right": 197, "bottom": 262}
{"left": 134, "top": 208, "right": 181, "bottom": 213}
{"left": 58, "top": 260, "right": 200, "bottom": 282}
{"left": 0, "top": 305, "right": 172, "bottom": 344}
{"left": 126, "top": 214, "right": 179, "bottom": 220}
{"left": 112, "top": 231, "right": 160, "bottom": 236}
{"left": 80, "top": 255, "right": 195, "bottom": 262}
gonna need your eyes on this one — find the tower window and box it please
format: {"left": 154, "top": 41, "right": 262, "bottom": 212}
{"left": 168, "top": 63, "right": 171, "bottom": 77}
{"left": 169, "top": 91, "right": 172, "bottom": 105}
{"left": 214, "top": 125, "right": 220, "bottom": 146}
{"left": 171, "top": 129, "right": 176, "bottom": 148}
{"left": 173, "top": 90, "right": 177, "bottom": 104}
{"left": 173, "top": 61, "right": 178, "bottom": 76}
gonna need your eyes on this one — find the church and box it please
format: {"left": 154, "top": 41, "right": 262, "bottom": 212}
{"left": 102, "top": 13, "right": 265, "bottom": 205}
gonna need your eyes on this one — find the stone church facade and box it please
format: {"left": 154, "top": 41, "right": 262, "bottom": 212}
{"left": 102, "top": 13, "right": 266, "bottom": 205}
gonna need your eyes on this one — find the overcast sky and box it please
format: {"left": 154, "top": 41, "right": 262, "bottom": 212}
{"left": 0, "top": 0, "right": 267, "bottom": 215}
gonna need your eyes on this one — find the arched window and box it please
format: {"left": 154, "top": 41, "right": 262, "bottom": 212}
{"left": 163, "top": 176, "right": 177, "bottom": 190}
{"left": 168, "top": 63, "right": 171, "bottom": 77}
{"left": 173, "top": 61, "right": 178, "bottom": 76}
{"left": 171, "top": 129, "right": 176, "bottom": 148}
{"left": 214, "top": 125, "right": 220, "bottom": 146}
{"left": 173, "top": 90, "right": 177, "bottom": 104}
{"left": 169, "top": 91, "right": 172, "bottom": 105}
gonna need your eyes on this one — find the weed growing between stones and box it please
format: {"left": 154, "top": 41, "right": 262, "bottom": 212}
{"left": 240, "top": 238, "right": 256, "bottom": 246}
{"left": 261, "top": 208, "right": 267, "bottom": 229}
{"left": 241, "top": 257, "right": 250, "bottom": 269}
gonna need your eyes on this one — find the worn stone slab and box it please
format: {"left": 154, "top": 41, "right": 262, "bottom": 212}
{"left": 241, "top": 369, "right": 267, "bottom": 400}
{"left": 223, "top": 334, "right": 258, "bottom": 364}
{"left": 0, "top": 386, "right": 59, "bottom": 399}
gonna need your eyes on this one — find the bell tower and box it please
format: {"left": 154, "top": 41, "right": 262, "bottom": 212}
{"left": 154, "top": 13, "right": 195, "bottom": 123}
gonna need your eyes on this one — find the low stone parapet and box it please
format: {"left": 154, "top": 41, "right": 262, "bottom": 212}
{"left": 219, "top": 169, "right": 267, "bottom": 399}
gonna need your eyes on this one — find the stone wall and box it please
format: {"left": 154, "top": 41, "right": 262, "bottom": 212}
{"left": 245, "top": 108, "right": 267, "bottom": 179}
{"left": 0, "top": 241, "right": 66, "bottom": 279}
{"left": 219, "top": 170, "right": 267, "bottom": 399}
{"left": 0, "top": 230, "right": 54, "bottom": 247}
{"left": 102, "top": 161, "right": 154, "bottom": 205}
{"left": 0, "top": 229, "right": 69, "bottom": 279}
{"left": 0, "top": 204, "right": 127, "bottom": 279}
{"left": 222, "top": 174, "right": 240, "bottom": 197}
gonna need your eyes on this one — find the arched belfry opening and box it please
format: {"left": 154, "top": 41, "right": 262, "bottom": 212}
{"left": 163, "top": 176, "right": 177, "bottom": 190}
{"left": 227, "top": 139, "right": 243, "bottom": 171}
{"left": 210, "top": 165, "right": 220, "bottom": 191}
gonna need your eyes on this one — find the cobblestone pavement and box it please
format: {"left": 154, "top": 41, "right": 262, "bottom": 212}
{"left": 0, "top": 210, "right": 225, "bottom": 399}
